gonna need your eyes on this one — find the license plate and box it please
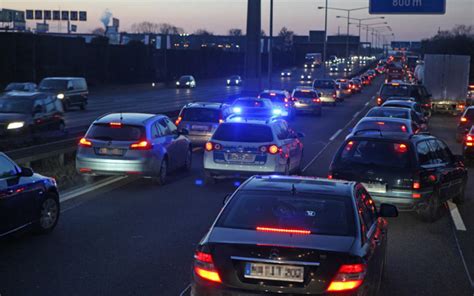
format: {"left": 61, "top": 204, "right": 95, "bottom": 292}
{"left": 362, "top": 182, "right": 387, "bottom": 193}
{"left": 192, "top": 125, "right": 209, "bottom": 131}
{"left": 98, "top": 148, "right": 124, "bottom": 156}
{"left": 244, "top": 263, "right": 304, "bottom": 283}
{"left": 227, "top": 153, "right": 255, "bottom": 162}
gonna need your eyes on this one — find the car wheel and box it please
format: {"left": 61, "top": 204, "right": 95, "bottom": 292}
{"left": 452, "top": 179, "right": 466, "bottom": 204}
{"left": 417, "top": 191, "right": 440, "bottom": 222}
{"left": 183, "top": 147, "right": 192, "bottom": 171}
{"left": 34, "top": 193, "right": 60, "bottom": 234}
{"left": 155, "top": 158, "right": 168, "bottom": 185}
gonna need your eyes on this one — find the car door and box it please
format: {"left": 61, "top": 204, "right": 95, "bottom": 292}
{"left": 157, "top": 118, "right": 180, "bottom": 170}
{"left": 424, "top": 140, "right": 451, "bottom": 199}
{"left": 0, "top": 156, "right": 38, "bottom": 235}
{"left": 429, "top": 139, "right": 462, "bottom": 199}
{"left": 164, "top": 117, "right": 188, "bottom": 167}
{"left": 42, "top": 96, "right": 58, "bottom": 131}
{"left": 32, "top": 98, "right": 48, "bottom": 134}
{"left": 437, "top": 139, "right": 466, "bottom": 196}
{"left": 356, "top": 187, "right": 384, "bottom": 294}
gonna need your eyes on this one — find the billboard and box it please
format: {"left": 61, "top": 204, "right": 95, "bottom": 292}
{"left": 370, "top": 0, "right": 445, "bottom": 14}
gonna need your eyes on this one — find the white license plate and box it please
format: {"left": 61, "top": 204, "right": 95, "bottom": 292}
{"left": 192, "top": 125, "right": 209, "bottom": 131}
{"left": 362, "top": 182, "right": 387, "bottom": 193}
{"left": 98, "top": 148, "right": 124, "bottom": 156}
{"left": 227, "top": 153, "right": 255, "bottom": 162}
{"left": 244, "top": 263, "right": 304, "bottom": 282}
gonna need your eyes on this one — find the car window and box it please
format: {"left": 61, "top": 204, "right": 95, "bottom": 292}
{"left": 428, "top": 139, "right": 451, "bottom": 164}
{"left": 216, "top": 191, "right": 356, "bottom": 236}
{"left": 181, "top": 108, "right": 221, "bottom": 123}
{"left": 151, "top": 122, "right": 162, "bottom": 138}
{"left": 366, "top": 108, "right": 409, "bottom": 119}
{"left": 464, "top": 109, "right": 474, "bottom": 120}
{"left": 380, "top": 85, "right": 410, "bottom": 97}
{"left": 313, "top": 80, "right": 335, "bottom": 89}
{"left": 417, "top": 141, "right": 433, "bottom": 166}
{"left": 158, "top": 118, "right": 172, "bottom": 136}
{"left": 0, "top": 97, "right": 34, "bottom": 114}
{"left": 213, "top": 123, "right": 273, "bottom": 142}
{"left": 87, "top": 123, "right": 145, "bottom": 141}
{"left": 0, "top": 156, "right": 18, "bottom": 179}
{"left": 164, "top": 118, "right": 177, "bottom": 133}
{"left": 44, "top": 97, "right": 56, "bottom": 113}
{"left": 67, "top": 81, "right": 74, "bottom": 90}
{"left": 292, "top": 91, "right": 317, "bottom": 98}
{"left": 33, "top": 99, "right": 45, "bottom": 113}
{"left": 355, "top": 120, "right": 409, "bottom": 134}
{"left": 275, "top": 121, "right": 289, "bottom": 140}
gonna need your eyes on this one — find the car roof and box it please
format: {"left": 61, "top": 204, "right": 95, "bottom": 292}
{"left": 184, "top": 102, "right": 227, "bottom": 109}
{"left": 233, "top": 97, "right": 270, "bottom": 103}
{"left": 357, "top": 116, "right": 412, "bottom": 124}
{"left": 383, "top": 100, "right": 416, "bottom": 106}
{"left": 1, "top": 91, "right": 49, "bottom": 99}
{"left": 261, "top": 90, "right": 287, "bottom": 94}
{"left": 42, "top": 77, "right": 85, "bottom": 80}
{"left": 240, "top": 175, "right": 355, "bottom": 197}
{"left": 95, "top": 113, "right": 161, "bottom": 125}
{"left": 369, "top": 106, "right": 410, "bottom": 113}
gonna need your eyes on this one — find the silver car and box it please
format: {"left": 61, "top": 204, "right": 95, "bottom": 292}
{"left": 176, "top": 102, "right": 231, "bottom": 147}
{"left": 203, "top": 116, "right": 304, "bottom": 183}
{"left": 76, "top": 113, "right": 192, "bottom": 184}
{"left": 346, "top": 117, "right": 418, "bottom": 140}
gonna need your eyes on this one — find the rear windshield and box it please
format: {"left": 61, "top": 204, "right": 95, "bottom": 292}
{"left": 216, "top": 191, "right": 355, "bottom": 236}
{"left": 355, "top": 121, "right": 409, "bottom": 134}
{"left": 366, "top": 108, "right": 409, "bottom": 119}
{"left": 259, "top": 93, "right": 286, "bottom": 102}
{"left": 234, "top": 99, "right": 268, "bottom": 108}
{"left": 337, "top": 140, "right": 411, "bottom": 168}
{"left": 380, "top": 85, "right": 410, "bottom": 97}
{"left": 213, "top": 123, "right": 273, "bottom": 142}
{"left": 39, "top": 79, "right": 67, "bottom": 91}
{"left": 182, "top": 108, "right": 221, "bottom": 123}
{"left": 313, "top": 80, "right": 335, "bottom": 89}
{"left": 87, "top": 123, "right": 145, "bottom": 141}
{"left": 293, "top": 91, "right": 317, "bottom": 98}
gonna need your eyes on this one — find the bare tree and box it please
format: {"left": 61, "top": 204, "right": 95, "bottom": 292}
{"left": 228, "top": 28, "right": 242, "bottom": 36}
{"left": 91, "top": 27, "right": 105, "bottom": 36}
{"left": 278, "top": 27, "right": 294, "bottom": 51}
{"left": 159, "top": 23, "right": 184, "bottom": 35}
{"left": 194, "top": 29, "right": 214, "bottom": 36}
{"left": 130, "top": 22, "right": 184, "bottom": 34}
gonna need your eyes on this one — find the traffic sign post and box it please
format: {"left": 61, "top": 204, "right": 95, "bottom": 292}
{"left": 370, "top": 0, "right": 446, "bottom": 14}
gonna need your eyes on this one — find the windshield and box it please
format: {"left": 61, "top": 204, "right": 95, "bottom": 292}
{"left": 337, "top": 140, "right": 412, "bottom": 169}
{"left": 366, "top": 108, "right": 409, "bottom": 119}
{"left": 313, "top": 80, "right": 335, "bottom": 89}
{"left": 355, "top": 120, "right": 409, "bottom": 134}
{"left": 179, "top": 76, "right": 192, "bottom": 82}
{"left": 212, "top": 123, "right": 273, "bottom": 142}
{"left": 5, "top": 83, "right": 27, "bottom": 91}
{"left": 87, "top": 123, "right": 145, "bottom": 141}
{"left": 0, "top": 97, "right": 33, "bottom": 114}
{"left": 216, "top": 190, "right": 355, "bottom": 236}
{"left": 293, "top": 91, "right": 317, "bottom": 98}
{"left": 380, "top": 85, "right": 410, "bottom": 97}
{"left": 39, "top": 79, "right": 67, "bottom": 90}
{"left": 181, "top": 108, "right": 221, "bottom": 123}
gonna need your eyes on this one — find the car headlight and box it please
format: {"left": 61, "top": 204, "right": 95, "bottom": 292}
{"left": 227, "top": 79, "right": 231, "bottom": 84}
{"left": 176, "top": 81, "right": 180, "bottom": 85}
{"left": 235, "top": 80, "right": 239, "bottom": 84}
{"left": 304, "top": 64, "right": 308, "bottom": 68}
{"left": 185, "top": 81, "right": 190, "bottom": 85}
{"left": 308, "top": 76, "right": 312, "bottom": 79}
{"left": 281, "top": 72, "right": 285, "bottom": 76}
{"left": 272, "top": 109, "right": 282, "bottom": 115}
{"left": 233, "top": 107, "right": 242, "bottom": 114}
{"left": 301, "top": 75, "right": 304, "bottom": 79}
{"left": 57, "top": 93, "right": 65, "bottom": 100}
{"left": 287, "top": 72, "right": 291, "bottom": 75}
{"left": 7, "top": 121, "right": 25, "bottom": 130}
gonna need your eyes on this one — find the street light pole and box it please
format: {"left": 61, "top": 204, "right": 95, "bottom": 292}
{"left": 268, "top": 0, "right": 273, "bottom": 88}
{"left": 346, "top": 10, "right": 350, "bottom": 60}
{"left": 323, "top": 0, "right": 328, "bottom": 77}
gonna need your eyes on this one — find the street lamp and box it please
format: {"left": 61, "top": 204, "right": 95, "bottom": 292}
{"left": 318, "top": 6, "right": 367, "bottom": 60}
{"left": 354, "top": 21, "right": 388, "bottom": 53}
{"left": 336, "top": 15, "right": 384, "bottom": 57}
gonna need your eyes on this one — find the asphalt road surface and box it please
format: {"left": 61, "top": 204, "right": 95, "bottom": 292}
{"left": 1, "top": 71, "right": 472, "bottom": 296}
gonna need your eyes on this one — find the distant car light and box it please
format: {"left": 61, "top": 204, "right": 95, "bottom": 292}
{"left": 227, "top": 79, "right": 231, "bottom": 84}
{"left": 176, "top": 81, "right": 180, "bottom": 85}
{"left": 57, "top": 93, "right": 65, "bottom": 100}
{"left": 7, "top": 121, "right": 25, "bottom": 129}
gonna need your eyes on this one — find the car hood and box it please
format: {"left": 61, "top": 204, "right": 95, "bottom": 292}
{"left": 0, "top": 113, "right": 30, "bottom": 124}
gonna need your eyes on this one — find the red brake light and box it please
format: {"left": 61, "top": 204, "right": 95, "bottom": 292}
{"left": 327, "top": 173, "right": 333, "bottom": 179}
{"left": 130, "top": 140, "right": 151, "bottom": 150}
{"left": 327, "top": 264, "right": 366, "bottom": 292}
{"left": 109, "top": 122, "right": 122, "bottom": 128}
{"left": 466, "top": 135, "right": 473, "bottom": 146}
{"left": 376, "top": 97, "right": 382, "bottom": 105}
{"left": 79, "top": 137, "right": 92, "bottom": 147}
{"left": 376, "top": 121, "right": 385, "bottom": 125}
{"left": 313, "top": 98, "right": 321, "bottom": 103}
{"left": 194, "top": 251, "right": 213, "bottom": 263}
{"left": 175, "top": 116, "right": 183, "bottom": 126}
{"left": 268, "top": 144, "right": 280, "bottom": 154}
{"left": 256, "top": 226, "right": 311, "bottom": 235}
{"left": 345, "top": 141, "right": 355, "bottom": 151}
{"left": 194, "top": 250, "right": 222, "bottom": 283}
{"left": 460, "top": 117, "right": 467, "bottom": 123}
{"left": 394, "top": 143, "right": 408, "bottom": 153}
{"left": 401, "top": 125, "right": 407, "bottom": 132}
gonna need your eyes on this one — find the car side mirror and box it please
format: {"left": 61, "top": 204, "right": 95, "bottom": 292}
{"left": 223, "top": 193, "right": 232, "bottom": 205}
{"left": 378, "top": 203, "right": 398, "bottom": 218}
{"left": 19, "top": 167, "right": 34, "bottom": 177}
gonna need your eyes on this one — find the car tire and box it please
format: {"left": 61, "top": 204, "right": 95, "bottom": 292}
{"left": 417, "top": 191, "right": 441, "bottom": 222}
{"left": 452, "top": 179, "right": 466, "bottom": 205}
{"left": 183, "top": 147, "right": 192, "bottom": 171}
{"left": 34, "top": 193, "right": 60, "bottom": 234}
{"left": 155, "top": 158, "right": 168, "bottom": 185}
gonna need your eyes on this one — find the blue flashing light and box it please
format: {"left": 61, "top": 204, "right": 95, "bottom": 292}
{"left": 233, "top": 181, "right": 241, "bottom": 187}
{"left": 233, "top": 107, "right": 242, "bottom": 114}
{"left": 195, "top": 179, "right": 204, "bottom": 186}
{"left": 272, "top": 109, "right": 282, "bottom": 115}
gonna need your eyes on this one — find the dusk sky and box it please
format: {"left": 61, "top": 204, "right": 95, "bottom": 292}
{"left": 3, "top": 0, "right": 473, "bottom": 41}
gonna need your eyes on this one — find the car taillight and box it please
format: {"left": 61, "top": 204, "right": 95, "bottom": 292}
{"left": 394, "top": 143, "right": 408, "bottom": 153}
{"left": 256, "top": 226, "right": 311, "bottom": 235}
{"left": 175, "top": 116, "right": 182, "bottom": 126}
{"left": 79, "top": 137, "right": 92, "bottom": 147}
{"left": 268, "top": 144, "right": 281, "bottom": 155}
{"left": 327, "top": 173, "right": 333, "bottom": 179}
{"left": 345, "top": 141, "right": 355, "bottom": 151}
{"left": 205, "top": 142, "right": 221, "bottom": 151}
{"left": 460, "top": 117, "right": 467, "bottom": 123}
{"left": 333, "top": 93, "right": 337, "bottom": 98}
{"left": 312, "top": 98, "right": 321, "bottom": 103}
{"left": 130, "top": 140, "right": 151, "bottom": 150}
{"left": 376, "top": 97, "right": 382, "bottom": 105}
{"left": 466, "top": 135, "right": 474, "bottom": 146}
{"left": 194, "top": 250, "right": 222, "bottom": 283}
{"left": 327, "top": 263, "right": 366, "bottom": 292}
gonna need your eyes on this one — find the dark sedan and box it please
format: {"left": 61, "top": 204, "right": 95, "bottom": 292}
{"left": 191, "top": 175, "right": 398, "bottom": 295}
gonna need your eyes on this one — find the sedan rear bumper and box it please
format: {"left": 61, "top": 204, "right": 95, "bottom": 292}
{"left": 76, "top": 156, "right": 156, "bottom": 176}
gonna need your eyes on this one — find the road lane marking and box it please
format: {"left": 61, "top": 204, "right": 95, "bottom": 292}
{"left": 61, "top": 176, "right": 128, "bottom": 203}
{"left": 352, "top": 111, "right": 360, "bottom": 118}
{"left": 179, "top": 283, "right": 191, "bottom": 296}
{"left": 447, "top": 201, "right": 467, "bottom": 231}
{"left": 329, "top": 129, "right": 342, "bottom": 141}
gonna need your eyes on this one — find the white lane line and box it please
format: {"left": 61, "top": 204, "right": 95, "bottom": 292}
{"left": 61, "top": 176, "right": 128, "bottom": 203}
{"left": 179, "top": 283, "right": 191, "bottom": 296}
{"left": 330, "top": 129, "right": 342, "bottom": 141}
{"left": 447, "top": 201, "right": 467, "bottom": 231}
{"left": 352, "top": 111, "right": 361, "bottom": 118}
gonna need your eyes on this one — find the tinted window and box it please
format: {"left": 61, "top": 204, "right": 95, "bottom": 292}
{"left": 164, "top": 118, "right": 177, "bottom": 133}
{"left": 73, "top": 79, "right": 87, "bottom": 90}
{"left": 417, "top": 141, "right": 433, "bottom": 166}
{"left": 0, "top": 97, "right": 33, "bottom": 114}
{"left": 355, "top": 120, "right": 409, "bottom": 134}
{"left": 313, "top": 80, "right": 335, "bottom": 89}
{"left": 366, "top": 108, "right": 409, "bottom": 119}
{"left": 87, "top": 123, "right": 145, "bottom": 141}
{"left": 39, "top": 79, "right": 67, "bottom": 91}
{"left": 44, "top": 97, "right": 56, "bottom": 113}
{"left": 292, "top": 90, "right": 317, "bottom": 98}
{"left": 0, "top": 156, "right": 18, "bottom": 179}
{"left": 182, "top": 108, "right": 221, "bottom": 123}
{"left": 151, "top": 123, "right": 161, "bottom": 138}
{"left": 213, "top": 123, "right": 273, "bottom": 142}
{"left": 338, "top": 140, "right": 411, "bottom": 168}
{"left": 428, "top": 139, "right": 451, "bottom": 164}
{"left": 217, "top": 191, "right": 355, "bottom": 236}
{"left": 275, "top": 121, "right": 289, "bottom": 140}
{"left": 380, "top": 85, "right": 410, "bottom": 97}
{"left": 158, "top": 118, "right": 172, "bottom": 136}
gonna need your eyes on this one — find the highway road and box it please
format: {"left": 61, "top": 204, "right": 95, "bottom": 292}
{"left": 0, "top": 70, "right": 472, "bottom": 296}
